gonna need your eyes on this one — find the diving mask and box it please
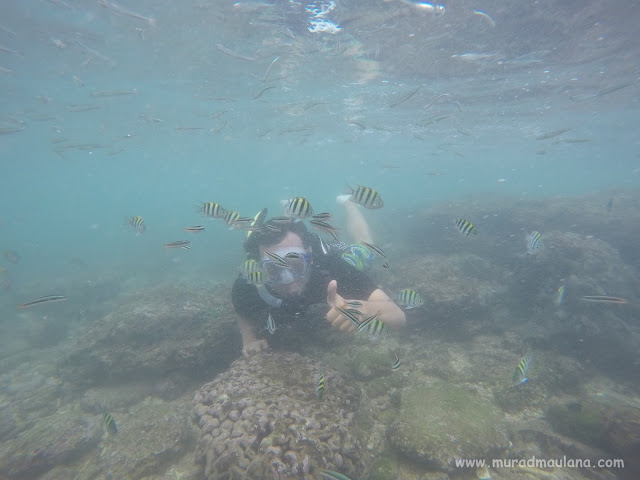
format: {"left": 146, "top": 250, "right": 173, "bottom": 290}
{"left": 260, "top": 247, "right": 312, "bottom": 285}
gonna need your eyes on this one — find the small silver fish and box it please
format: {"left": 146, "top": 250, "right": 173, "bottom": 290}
{"left": 526, "top": 231, "right": 543, "bottom": 254}
{"left": 267, "top": 313, "right": 276, "bottom": 334}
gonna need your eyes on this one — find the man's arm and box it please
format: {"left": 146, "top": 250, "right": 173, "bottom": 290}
{"left": 326, "top": 280, "right": 406, "bottom": 332}
{"left": 364, "top": 288, "right": 406, "bottom": 328}
{"left": 237, "top": 314, "right": 269, "bottom": 357}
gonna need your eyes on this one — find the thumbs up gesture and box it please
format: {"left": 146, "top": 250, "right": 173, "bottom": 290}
{"left": 326, "top": 280, "right": 357, "bottom": 333}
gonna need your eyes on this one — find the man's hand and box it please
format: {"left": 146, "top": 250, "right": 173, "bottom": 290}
{"left": 326, "top": 280, "right": 357, "bottom": 333}
{"left": 242, "top": 339, "right": 269, "bottom": 357}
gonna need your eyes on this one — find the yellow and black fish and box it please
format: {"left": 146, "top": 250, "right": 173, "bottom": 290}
{"left": 128, "top": 216, "right": 146, "bottom": 234}
{"left": 104, "top": 411, "right": 117, "bottom": 435}
{"left": 317, "top": 372, "right": 325, "bottom": 400}
{"left": 396, "top": 289, "right": 424, "bottom": 309}
{"left": 512, "top": 354, "right": 533, "bottom": 386}
{"left": 526, "top": 231, "right": 543, "bottom": 254}
{"left": 346, "top": 183, "right": 383, "bottom": 209}
{"left": 283, "top": 197, "right": 314, "bottom": 219}
{"left": 455, "top": 218, "right": 476, "bottom": 237}
{"left": 357, "top": 311, "right": 385, "bottom": 334}
{"left": 247, "top": 208, "right": 268, "bottom": 240}
{"left": 242, "top": 259, "right": 259, "bottom": 275}
{"left": 223, "top": 210, "right": 240, "bottom": 226}
{"left": 200, "top": 202, "right": 226, "bottom": 218}
{"left": 246, "top": 270, "right": 263, "bottom": 285}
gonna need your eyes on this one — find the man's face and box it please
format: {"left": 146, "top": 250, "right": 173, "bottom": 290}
{"left": 260, "top": 231, "right": 312, "bottom": 298}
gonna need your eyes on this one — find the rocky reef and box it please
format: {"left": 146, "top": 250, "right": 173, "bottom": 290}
{"left": 59, "top": 284, "right": 241, "bottom": 385}
{"left": 387, "top": 382, "right": 510, "bottom": 471}
{"left": 1, "top": 190, "right": 639, "bottom": 480}
{"left": 192, "top": 352, "right": 367, "bottom": 480}
{"left": 0, "top": 409, "right": 102, "bottom": 478}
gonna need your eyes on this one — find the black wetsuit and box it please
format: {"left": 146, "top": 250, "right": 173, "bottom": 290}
{"left": 231, "top": 239, "right": 377, "bottom": 330}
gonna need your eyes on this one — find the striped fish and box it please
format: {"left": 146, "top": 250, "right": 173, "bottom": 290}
{"left": 267, "top": 313, "right": 276, "bottom": 334}
{"left": 183, "top": 225, "right": 205, "bottom": 232}
{"left": 242, "top": 259, "right": 259, "bottom": 274}
{"left": 357, "top": 312, "right": 385, "bottom": 334}
{"left": 269, "top": 216, "right": 294, "bottom": 225}
{"left": 128, "top": 215, "right": 146, "bottom": 234}
{"left": 392, "top": 353, "right": 401, "bottom": 370}
{"left": 263, "top": 250, "right": 290, "bottom": 267}
{"left": 319, "top": 469, "right": 353, "bottom": 480}
{"left": 283, "top": 197, "right": 314, "bottom": 219}
{"left": 223, "top": 210, "right": 240, "bottom": 226}
{"left": 317, "top": 372, "right": 325, "bottom": 400}
{"left": 246, "top": 208, "right": 268, "bottom": 240}
{"left": 19, "top": 295, "right": 67, "bottom": 308}
{"left": 336, "top": 306, "right": 361, "bottom": 326}
{"left": 104, "top": 411, "right": 118, "bottom": 435}
{"left": 581, "top": 295, "right": 628, "bottom": 304}
{"left": 309, "top": 219, "right": 340, "bottom": 241}
{"left": 200, "top": 202, "right": 226, "bottom": 218}
{"left": 360, "top": 241, "right": 386, "bottom": 258}
{"left": 526, "top": 231, "right": 543, "bottom": 254}
{"left": 512, "top": 354, "right": 533, "bottom": 386}
{"left": 346, "top": 182, "right": 383, "bottom": 209}
{"left": 553, "top": 285, "right": 565, "bottom": 305}
{"left": 319, "top": 237, "right": 331, "bottom": 255}
{"left": 455, "top": 218, "right": 476, "bottom": 237}
{"left": 311, "top": 212, "right": 333, "bottom": 221}
{"left": 230, "top": 217, "right": 257, "bottom": 230}
{"left": 246, "top": 271, "right": 263, "bottom": 285}
{"left": 164, "top": 240, "right": 191, "bottom": 249}
{"left": 396, "top": 289, "right": 424, "bottom": 309}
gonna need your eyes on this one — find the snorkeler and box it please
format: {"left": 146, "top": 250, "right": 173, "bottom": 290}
{"left": 231, "top": 200, "right": 406, "bottom": 357}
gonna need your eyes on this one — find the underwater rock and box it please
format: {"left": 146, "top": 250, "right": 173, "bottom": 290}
{"left": 0, "top": 360, "right": 67, "bottom": 443}
{"left": 0, "top": 409, "right": 102, "bottom": 478}
{"left": 547, "top": 394, "right": 640, "bottom": 474}
{"left": 59, "top": 285, "right": 241, "bottom": 385}
{"left": 192, "top": 352, "right": 367, "bottom": 480}
{"left": 512, "top": 422, "right": 618, "bottom": 480}
{"left": 93, "top": 396, "right": 195, "bottom": 479}
{"left": 401, "top": 253, "right": 508, "bottom": 309}
{"left": 386, "top": 382, "right": 509, "bottom": 472}
{"left": 0, "top": 399, "right": 17, "bottom": 442}
{"left": 546, "top": 397, "right": 607, "bottom": 449}
{"left": 603, "top": 407, "right": 640, "bottom": 474}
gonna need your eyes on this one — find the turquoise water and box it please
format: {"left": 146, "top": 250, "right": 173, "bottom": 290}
{"left": 1, "top": 1, "right": 639, "bottom": 478}
{"left": 1, "top": 1, "right": 638, "bottom": 298}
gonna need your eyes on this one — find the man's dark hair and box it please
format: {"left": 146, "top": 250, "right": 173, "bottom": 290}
{"left": 244, "top": 219, "right": 316, "bottom": 260}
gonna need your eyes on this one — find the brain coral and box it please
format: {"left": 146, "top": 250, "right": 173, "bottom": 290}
{"left": 192, "top": 352, "right": 367, "bottom": 480}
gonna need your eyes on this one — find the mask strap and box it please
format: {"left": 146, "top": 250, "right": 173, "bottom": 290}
{"left": 257, "top": 285, "right": 283, "bottom": 307}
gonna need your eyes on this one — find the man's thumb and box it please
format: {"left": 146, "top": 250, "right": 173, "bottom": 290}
{"left": 327, "top": 279, "right": 338, "bottom": 306}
